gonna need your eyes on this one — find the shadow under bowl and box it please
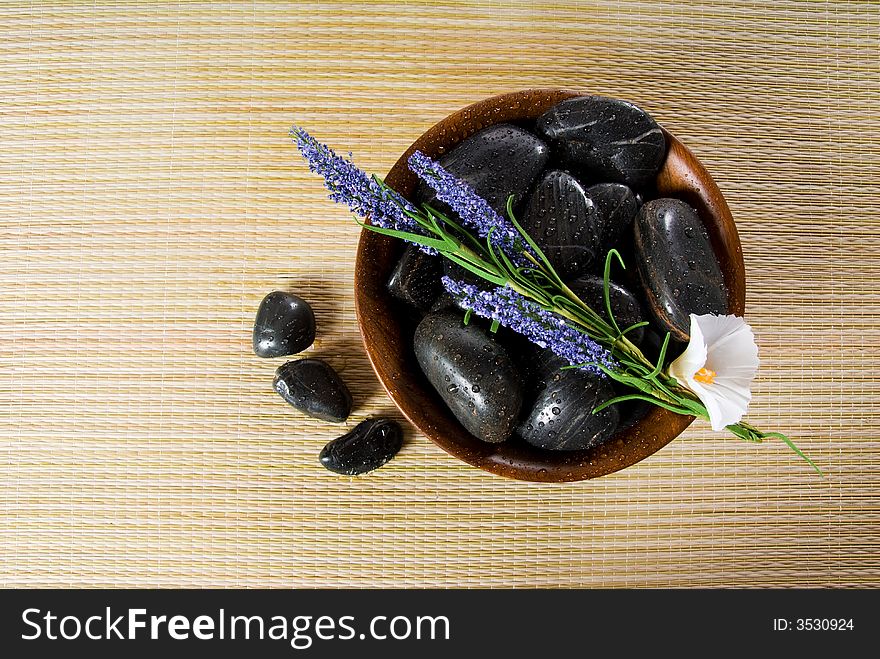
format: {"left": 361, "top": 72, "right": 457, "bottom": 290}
{"left": 354, "top": 89, "right": 745, "bottom": 483}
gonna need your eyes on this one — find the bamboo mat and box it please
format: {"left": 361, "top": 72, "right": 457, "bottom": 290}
{"left": 1, "top": 1, "right": 878, "bottom": 588}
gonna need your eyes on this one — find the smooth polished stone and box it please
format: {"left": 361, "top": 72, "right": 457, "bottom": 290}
{"left": 633, "top": 198, "right": 728, "bottom": 341}
{"left": 587, "top": 182, "right": 640, "bottom": 254}
{"left": 319, "top": 418, "right": 403, "bottom": 475}
{"left": 414, "top": 312, "right": 523, "bottom": 443}
{"left": 273, "top": 359, "right": 352, "bottom": 423}
{"left": 613, "top": 395, "right": 654, "bottom": 433}
{"left": 253, "top": 291, "right": 316, "bottom": 358}
{"left": 522, "top": 169, "right": 600, "bottom": 277}
{"left": 421, "top": 123, "right": 549, "bottom": 215}
{"left": 537, "top": 96, "right": 666, "bottom": 188}
{"left": 430, "top": 292, "right": 458, "bottom": 313}
{"left": 387, "top": 244, "right": 443, "bottom": 310}
{"left": 517, "top": 350, "right": 619, "bottom": 451}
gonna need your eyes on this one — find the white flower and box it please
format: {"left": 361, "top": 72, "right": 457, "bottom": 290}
{"left": 668, "top": 314, "right": 760, "bottom": 431}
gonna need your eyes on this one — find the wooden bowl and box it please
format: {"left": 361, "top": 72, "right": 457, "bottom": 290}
{"left": 354, "top": 89, "right": 745, "bottom": 482}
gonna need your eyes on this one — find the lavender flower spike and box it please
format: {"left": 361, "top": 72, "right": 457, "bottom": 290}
{"left": 291, "top": 126, "right": 435, "bottom": 251}
{"left": 442, "top": 276, "right": 615, "bottom": 376}
{"left": 408, "top": 151, "right": 531, "bottom": 264}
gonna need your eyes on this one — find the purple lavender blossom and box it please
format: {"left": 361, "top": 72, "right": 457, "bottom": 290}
{"left": 442, "top": 276, "right": 614, "bottom": 375}
{"left": 407, "top": 151, "right": 531, "bottom": 265}
{"left": 291, "top": 126, "right": 437, "bottom": 252}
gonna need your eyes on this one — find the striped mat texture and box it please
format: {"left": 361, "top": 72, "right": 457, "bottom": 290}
{"left": 1, "top": 1, "right": 878, "bottom": 587}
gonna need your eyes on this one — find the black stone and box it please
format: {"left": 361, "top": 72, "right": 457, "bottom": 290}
{"left": 521, "top": 346, "right": 566, "bottom": 393}
{"left": 253, "top": 291, "right": 316, "bottom": 358}
{"left": 273, "top": 359, "right": 352, "bottom": 423}
{"left": 634, "top": 198, "right": 728, "bottom": 341}
{"left": 387, "top": 244, "right": 443, "bottom": 310}
{"left": 537, "top": 96, "right": 666, "bottom": 189}
{"left": 587, "top": 182, "right": 640, "bottom": 254}
{"left": 420, "top": 123, "right": 549, "bottom": 215}
{"left": 319, "top": 418, "right": 403, "bottom": 476}
{"left": 567, "top": 273, "right": 646, "bottom": 345}
{"left": 430, "top": 292, "right": 458, "bottom": 313}
{"left": 517, "top": 350, "right": 619, "bottom": 451}
{"left": 614, "top": 396, "right": 654, "bottom": 433}
{"left": 414, "top": 312, "right": 523, "bottom": 443}
{"left": 522, "top": 169, "right": 600, "bottom": 277}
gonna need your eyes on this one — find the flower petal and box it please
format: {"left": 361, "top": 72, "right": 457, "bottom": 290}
{"left": 668, "top": 315, "right": 708, "bottom": 384}
{"left": 698, "top": 382, "right": 749, "bottom": 430}
{"left": 688, "top": 380, "right": 732, "bottom": 431}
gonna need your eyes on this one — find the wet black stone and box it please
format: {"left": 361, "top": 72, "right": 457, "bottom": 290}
{"left": 516, "top": 350, "right": 619, "bottom": 451}
{"left": 430, "top": 292, "right": 458, "bottom": 313}
{"left": 613, "top": 396, "right": 654, "bottom": 433}
{"left": 587, "top": 182, "right": 640, "bottom": 254}
{"left": 420, "top": 123, "right": 549, "bottom": 216}
{"left": 537, "top": 96, "right": 666, "bottom": 188}
{"left": 387, "top": 244, "right": 443, "bottom": 310}
{"left": 567, "top": 273, "right": 646, "bottom": 344}
{"left": 522, "top": 169, "right": 600, "bottom": 277}
{"left": 253, "top": 291, "right": 316, "bottom": 358}
{"left": 414, "top": 312, "right": 523, "bottom": 443}
{"left": 634, "top": 198, "right": 728, "bottom": 341}
{"left": 273, "top": 359, "right": 352, "bottom": 423}
{"left": 520, "top": 346, "right": 566, "bottom": 393}
{"left": 319, "top": 418, "right": 403, "bottom": 475}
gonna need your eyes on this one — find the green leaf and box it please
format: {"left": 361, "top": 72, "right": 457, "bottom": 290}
{"left": 356, "top": 220, "right": 450, "bottom": 251}
{"left": 644, "top": 332, "right": 672, "bottom": 380}
{"left": 591, "top": 393, "right": 644, "bottom": 414}
{"left": 726, "top": 424, "right": 762, "bottom": 442}
{"left": 421, "top": 206, "right": 454, "bottom": 245}
{"left": 425, "top": 203, "right": 485, "bottom": 252}
{"left": 620, "top": 320, "right": 650, "bottom": 337}
{"left": 463, "top": 308, "right": 473, "bottom": 325}
{"left": 594, "top": 391, "right": 694, "bottom": 416}
{"left": 677, "top": 397, "right": 708, "bottom": 417}
{"left": 602, "top": 248, "right": 625, "bottom": 338}
{"left": 443, "top": 252, "right": 508, "bottom": 286}
{"left": 495, "top": 237, "right": 522, "bottom": 280}
{"left": 484, "top": 228, "right": 510, "bottom": 278}
{"left": 763, "top": 431, "right": 825, "bottom": 476}
{"left": 489, "top": 318, "right": 501, "bottom": 333}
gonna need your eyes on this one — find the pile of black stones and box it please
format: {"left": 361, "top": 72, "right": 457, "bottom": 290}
{"left": 390, "top": 96, "right": 729, "bottom": 452}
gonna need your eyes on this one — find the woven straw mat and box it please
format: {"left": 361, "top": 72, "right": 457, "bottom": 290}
{"left": 1, "top": 2, "right": 878, "bottom": 588}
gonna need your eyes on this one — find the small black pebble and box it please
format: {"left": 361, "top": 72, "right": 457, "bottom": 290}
{"left": 253, "top": 291, "right": 316, "bottom": 358}
{"left": 273, "top": 358, "right": 352, "bottom": 423}
{"left": 319, "top": 418, "right": 403, "bottom": 476}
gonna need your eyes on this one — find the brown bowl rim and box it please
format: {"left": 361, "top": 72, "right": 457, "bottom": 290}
{"left": 354, "top": 89, "right": 745, "bottom": 483}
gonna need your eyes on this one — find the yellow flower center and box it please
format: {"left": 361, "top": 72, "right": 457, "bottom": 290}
{"left": 694, "top": 367, "right": 717, "bottom": 384}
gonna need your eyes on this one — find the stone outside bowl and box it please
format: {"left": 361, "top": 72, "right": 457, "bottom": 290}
{"left": 354, "top": 89, "right": 745, "bottom": 483}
